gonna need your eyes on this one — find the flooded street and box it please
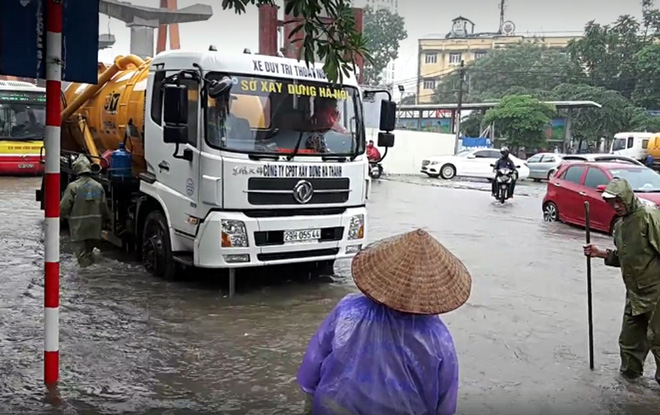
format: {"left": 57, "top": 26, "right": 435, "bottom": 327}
{"left": 2, "top": 175, "right": 660, "bottom": 414}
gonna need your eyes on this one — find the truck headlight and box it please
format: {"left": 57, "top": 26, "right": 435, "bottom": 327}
{"left": 348, "top": 214, "right": 364, "bottom": 240}
{"left": 221, "top": 219, "right": 248, "bottom": 247}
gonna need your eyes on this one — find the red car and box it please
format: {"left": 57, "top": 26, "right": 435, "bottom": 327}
{"left": 542, "top": 161, "right": 660, "bottom": 234}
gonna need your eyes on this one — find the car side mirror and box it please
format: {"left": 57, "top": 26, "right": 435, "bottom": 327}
{"left": 378, "top": 132, "right": 394, "bottom": 148}
{"left": 379, "top": 100, "right": 397, "bottom": 132}
{"left": 516, "top": 165, "right": 521, "bottom": 168}
{"left": 467, "top": 155, "right": 476, "bottom": 159}
{"left": 596, "top": 185, "right": 607, "bottom": 192}
{"left": 163, "top": 84, "right": 189, "bottom": 144}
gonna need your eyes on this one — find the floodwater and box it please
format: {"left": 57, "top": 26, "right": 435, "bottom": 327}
{"left": 2, "top": 175, "right": 660, "bottom": 414}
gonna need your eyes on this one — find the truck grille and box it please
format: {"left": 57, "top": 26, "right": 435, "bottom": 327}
{"left": 247, "top": 178, "right": 350, "bottom": 205}
{"left": 254, "top": 226, "right": 344, "bottom": 246}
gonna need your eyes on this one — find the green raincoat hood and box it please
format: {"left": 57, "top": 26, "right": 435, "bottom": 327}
{"left": 603, "top": 178, "right": 642, "bottom": 215}
{"left": 72, "top": 155, "right": 92, "bottom": 175}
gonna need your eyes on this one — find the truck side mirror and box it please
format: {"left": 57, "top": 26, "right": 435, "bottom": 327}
{"left": 163, "top": 84, "right": 189, "bottom": 144}
{"left": 379, "top": 100, "right": 397, "bottom": 132}
{"left": 378, "top": 132, "right": 394, "bottom": 148}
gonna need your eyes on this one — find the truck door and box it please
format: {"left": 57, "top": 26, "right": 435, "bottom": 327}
{"left": 149, "top": 73, "right": 201, "bottom": 237}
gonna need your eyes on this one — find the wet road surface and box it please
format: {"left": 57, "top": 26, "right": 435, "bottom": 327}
{"left": 2, "top": 175, "right": 660, "bottom": 414}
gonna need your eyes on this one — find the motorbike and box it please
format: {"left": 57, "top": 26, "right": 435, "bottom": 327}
{"left": 369, "top": 161, "right": 383, "bottom": 179}
{"left": 491, "top": 165, "right": 516, "bottom": 203}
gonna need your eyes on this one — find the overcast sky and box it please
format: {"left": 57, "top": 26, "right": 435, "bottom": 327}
{"left": 99, "top": 0, "right": 644, "bottom": 91}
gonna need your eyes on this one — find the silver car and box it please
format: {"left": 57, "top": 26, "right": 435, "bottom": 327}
{"left": 526, "top": 152, "right": 563, "bottom": 181}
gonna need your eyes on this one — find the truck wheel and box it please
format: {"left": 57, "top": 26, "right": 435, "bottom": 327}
{"left": 142, "top": 211, "right": 177, "bottom": 280}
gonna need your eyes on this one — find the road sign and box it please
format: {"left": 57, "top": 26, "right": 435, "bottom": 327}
{"left": 0, "top": 0, "right": 99, "bottom": 83}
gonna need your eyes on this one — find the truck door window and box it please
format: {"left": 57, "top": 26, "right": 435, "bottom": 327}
{"left": 643, "top": 139, "right": 649, "bottom": 149}
{"left": 150, "top": 70, "right": 166, "bottom": 125}
{"left": 628, "top": 137, "right": 634, "bottom": 148}
{"left": 180, "top": 78, "right": 199, "bottom": 147}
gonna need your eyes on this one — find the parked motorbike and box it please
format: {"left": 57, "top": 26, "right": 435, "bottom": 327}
{"left": 491, "top": 166, "right": 516, "bottom": 203}
{"left": 369, "top": 161, "right": 383, "bottom": 179}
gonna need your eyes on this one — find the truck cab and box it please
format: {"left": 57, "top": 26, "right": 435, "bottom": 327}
{"left": 137, "top": 51, "right": 395, "bottom": 276}
{"left": 610, "top": 132, "right": 654, "bottom": 162}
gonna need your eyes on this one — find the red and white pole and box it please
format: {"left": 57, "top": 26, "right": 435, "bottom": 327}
{"left": 44, "top": 0, "right": 63, "bottom": 387}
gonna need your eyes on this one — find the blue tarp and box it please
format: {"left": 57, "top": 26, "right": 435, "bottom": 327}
{"left": 0, "top": 0, "right": 99, "bottom": 83}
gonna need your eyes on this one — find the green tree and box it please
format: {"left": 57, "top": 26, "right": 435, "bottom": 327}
{"left": 460, "top": 112, "right": 484, "bottom": 137}
{"left": 632, "top": 44, "right": 660, "bottom": 109}
{"left": 362, "top": 6, "right": 407, "bottom": 85}
{"left": 432, "top": 43, "right": 570, "bottom": 104}
{"left": 550, "top": 83, "right": 641, "bottom": 146}
{"left": 483, "top": 95, "right": 556, "bottom": 149}
{"left": 400, "top": 94, "right": 416, "bottom": 105}
{"left": 222, "top": 0, "right": 369, "bottom": 82}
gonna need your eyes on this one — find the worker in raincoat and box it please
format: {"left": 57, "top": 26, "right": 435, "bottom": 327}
{"left": 297, "top": 229, "right": 472, "bottom": 415}
{"left": 584, "top": 178, "right": 660, "bottom": 383}
{"left": 60, "top": 155, "right": 108, "bottom": 267}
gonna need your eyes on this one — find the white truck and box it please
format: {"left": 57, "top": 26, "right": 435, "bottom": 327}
{"left": 610, "top": 131, "right": 654, "bottom": 162}
{"left": 36, "top": 50, "right": 396, "bottom": 293}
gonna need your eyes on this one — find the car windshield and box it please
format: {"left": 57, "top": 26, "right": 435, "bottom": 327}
{"left": 0, "top": 91, "right": 46, "bottom": 140}
{"left": 205, "top": 73, "right": 363, "bottom": 156}
{"left": 612, "top": 138, "right": 628, "bottom": 151}
{"left": 608, "top": 167, "right": 660, "bottom": 192}
{"left": 455, "top": 150, "right": 472, "bottom": 157}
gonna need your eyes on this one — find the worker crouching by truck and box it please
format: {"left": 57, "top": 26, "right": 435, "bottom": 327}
{"left": 60, "top": 155, "right": 109, "bottom": 267}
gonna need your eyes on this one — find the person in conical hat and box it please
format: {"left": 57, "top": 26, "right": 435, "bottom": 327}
{"left": 297, "top": 229, "right": 472, "bottom": 415}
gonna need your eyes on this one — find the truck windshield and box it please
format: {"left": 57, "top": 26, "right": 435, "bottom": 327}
{"left": 611, "top": 138, "right": 628, "bottom": 151}
{"left": 0, "top": 101, "right": 46, "bottom": 140}
{"left": 205, "top": 73, "right": 363, "bottom": 157}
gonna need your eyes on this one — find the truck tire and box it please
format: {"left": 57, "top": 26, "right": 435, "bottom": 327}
{"left": 141, "top": 210, "right": 177, "bottom": 280}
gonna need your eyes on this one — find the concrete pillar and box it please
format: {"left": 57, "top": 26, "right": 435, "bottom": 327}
{"left": 282, "top": 13, "right": 304, "bottom": 59}
{"left": 128, "top": 25, "right": 155, "bottom": 59}
{"left": 259, "top": 4, "right": 279, "bottom": 56}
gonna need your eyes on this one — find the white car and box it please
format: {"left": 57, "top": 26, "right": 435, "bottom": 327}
{"left": 421, "top": 149, "right": 530, "bottom": 181}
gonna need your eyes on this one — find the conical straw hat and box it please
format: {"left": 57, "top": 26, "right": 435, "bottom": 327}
{"left": 351, "top": 229, "right": 472, "bottom": 315}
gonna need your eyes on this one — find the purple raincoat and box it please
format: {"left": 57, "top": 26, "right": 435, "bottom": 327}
{"left": 297, "top": 293, "right": 459, "bottom": 415}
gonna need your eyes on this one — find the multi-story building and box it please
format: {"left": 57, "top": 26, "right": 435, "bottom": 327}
{"left": 416, "top": 16, "right": 581, "bottom": 103}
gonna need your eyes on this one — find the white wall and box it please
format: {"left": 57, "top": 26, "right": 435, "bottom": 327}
{"left": 365, "top": 128, "right": 456, "bottom": 175}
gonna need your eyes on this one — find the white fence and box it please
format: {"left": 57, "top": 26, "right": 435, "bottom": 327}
{"left": 365, "top": 128, "right": 456, "bottom": 175}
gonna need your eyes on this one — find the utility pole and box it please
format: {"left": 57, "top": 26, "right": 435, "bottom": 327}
{"left": 453, "top": 60, "right": 466, "bottom": 154}
{"left": 499, "top": 0, "right": 506, "bottom": 32}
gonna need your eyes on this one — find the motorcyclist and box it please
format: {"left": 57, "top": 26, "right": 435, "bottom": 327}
{"left": 366, "top": 140, "right": 381, "bottom": 162}
{"left": 491, "top": 147, "right": 517, "bottom": 198}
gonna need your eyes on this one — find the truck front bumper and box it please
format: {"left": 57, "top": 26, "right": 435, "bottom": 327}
{"left": 193, "top": 206, "right": 367, "bottom": 268}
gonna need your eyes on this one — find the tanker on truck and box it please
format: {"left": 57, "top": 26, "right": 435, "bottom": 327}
{"left": 36, "top": 50, "right": 396, "bottom": 281}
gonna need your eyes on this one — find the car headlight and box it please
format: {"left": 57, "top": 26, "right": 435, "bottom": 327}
{"left": 429, "top": 161, "right": 439, "bottom": 165}
{"left": 348, "top": 214, "right": 364, "bottom": 240}
{"left": 221, "top": 219, "right": 248, "bottom": 247}
{"left": 639, "top": 198, "right": 658, "bottom": 209}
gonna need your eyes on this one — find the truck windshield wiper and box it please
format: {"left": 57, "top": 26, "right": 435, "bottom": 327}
{"left": 287, "top": 131, "right": 306, "bottom": 161}
{"left": 322, "top": 154, "right": 347, "bottom": 162}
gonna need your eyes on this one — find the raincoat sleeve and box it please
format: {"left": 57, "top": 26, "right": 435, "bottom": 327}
{"left": 296, "top": 305, "right": 339, "bottom": 395}
{"left": 59, "top": 183, "right": 76, "bottom": 219}
{"left": 646, "top": 214, "right": 660, "bottom": 257}
{"left": 436, "top": 339, "right": 459, "bottom": 415}
{"left": 604, "top": 248, "right": 621, "bottom": 268}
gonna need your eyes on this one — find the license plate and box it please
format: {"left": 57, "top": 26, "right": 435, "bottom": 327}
{"left": 18, "top": 164, "right": 34, "bottom": 169}
{"left": 284, "top": 229, "right": 321, "bottom": 243}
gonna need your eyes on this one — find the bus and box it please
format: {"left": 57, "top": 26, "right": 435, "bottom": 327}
{"left": 0, "top": 80, "right": 46, "bottom": 175}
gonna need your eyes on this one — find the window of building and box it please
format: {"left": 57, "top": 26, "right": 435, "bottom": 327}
{"left": 425, "top": 53, "right": 437, "bottom": 64}
{"left": 474, "top": 51, "right": 487, "bottom": 59}
{"left": 449, "top": 53, "right": 462, "bottom": 64}
{"left": 423, "top": 79, "right": 436, "bottom": 90}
